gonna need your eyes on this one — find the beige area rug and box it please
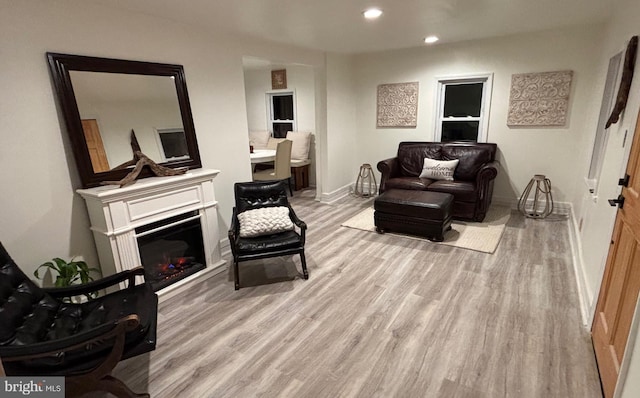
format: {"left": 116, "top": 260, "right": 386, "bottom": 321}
{"left": 341, "top": 206, "right": 511, "bottom": 254}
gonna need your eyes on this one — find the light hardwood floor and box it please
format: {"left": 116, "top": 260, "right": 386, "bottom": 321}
{"left": 112, "top": 189, "right": 602, "bottom": 397}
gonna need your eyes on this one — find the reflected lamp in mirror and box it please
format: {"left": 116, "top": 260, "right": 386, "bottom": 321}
{"left": 47, "top": 53, "right": 202, "bottom": 188}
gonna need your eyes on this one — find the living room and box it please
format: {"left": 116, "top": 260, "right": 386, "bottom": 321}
{"left": 1, "top": 0, "right": 640, "bottom": 397}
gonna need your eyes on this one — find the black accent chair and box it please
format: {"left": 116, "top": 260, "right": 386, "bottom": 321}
{"left": 229, "top": 180, "right": 309, "bottom": 290}
{"left": 0, "top": 242, "right": 158, "bottom": 398}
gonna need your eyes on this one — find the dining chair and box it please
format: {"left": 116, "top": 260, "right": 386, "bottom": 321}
{"left": 252, "top": 139, "right": 293, "bottom": 196}
{"left": 286, "top": 131, "right": 312, "bottom": 191}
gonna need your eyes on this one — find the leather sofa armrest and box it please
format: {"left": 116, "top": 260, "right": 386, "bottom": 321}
{"left": 377, "top": 157, "right": 400, "bottom": 193}
{"left": 474, "top": 160, "right": 500, "bottom": 221}
{"left": 476, "top": 160, "right": 499, "bottom": 184}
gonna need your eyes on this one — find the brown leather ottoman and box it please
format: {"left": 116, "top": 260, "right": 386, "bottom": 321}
{"left": 374, "top": 189, "right": 453, "bottom": 242}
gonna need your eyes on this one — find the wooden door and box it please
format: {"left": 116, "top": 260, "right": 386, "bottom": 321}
{"left": 592, "top": 111, "right": 640, "bottom": 398}
{"left": 81, "top": 119, "right": 110, "bottom": 173}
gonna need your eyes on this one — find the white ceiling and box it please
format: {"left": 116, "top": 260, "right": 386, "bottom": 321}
{"left": 87, "top": 0, "right": 611, "bottom": 54}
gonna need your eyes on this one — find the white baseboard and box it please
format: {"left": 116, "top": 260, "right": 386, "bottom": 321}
{"left": 492, "top": 195, "right": 571, "bottom": 215}
{"left": 320, "top": 183, "right": 352, "bottom": 204}
{"left": 567, "top": 206, "right": 594, "bottom": 328}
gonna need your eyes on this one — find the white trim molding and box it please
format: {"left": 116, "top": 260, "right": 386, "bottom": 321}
{"left": 568, "top": 205, "right": 595, "bottom": 327}
{"left": 320, "top": 183, "right": 352, "bottom": 204}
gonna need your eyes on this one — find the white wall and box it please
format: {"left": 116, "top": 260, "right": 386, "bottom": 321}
{"left": 243, "top": 69, "right": 269, "bottom": 132}
{"left": 323, "top": 53, "right": 359, "bottom": 198}
{"left": 0, "top": 0, "right": 324, "bottom": 278}
{"left": 353, "top": 25, "right": 605, "bottom": 206}
{"left": 244, "top": 65, "right": 317, "bottom": 133}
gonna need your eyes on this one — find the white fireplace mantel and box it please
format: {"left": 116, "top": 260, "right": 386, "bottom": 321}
{"left": 77, "top": 168, "right": 226, "bottom": 299}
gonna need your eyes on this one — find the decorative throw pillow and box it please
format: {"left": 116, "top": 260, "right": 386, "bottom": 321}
{"left": 419, "top": 158, "right": 459, "bottom": 180}
{"left": 286, "top": 131, "right": 312, "bottom": 160}
{"left": 237, "top": 206, "right": 294, "bottom": 238}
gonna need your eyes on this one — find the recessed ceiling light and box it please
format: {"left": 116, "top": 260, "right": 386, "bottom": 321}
{"left": 424, "top": 36, "right": 439, "bottom": 44}
{"left": 363, "top": 8, "right": 383, "bottom": 19}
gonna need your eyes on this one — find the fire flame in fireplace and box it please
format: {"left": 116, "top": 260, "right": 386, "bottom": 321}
{"left": 157, "top": 255, "right": 195, "bottom": 276}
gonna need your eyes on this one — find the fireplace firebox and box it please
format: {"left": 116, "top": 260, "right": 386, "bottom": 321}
{"left": 136, "top": 211, "right": 206, "bottom": 291}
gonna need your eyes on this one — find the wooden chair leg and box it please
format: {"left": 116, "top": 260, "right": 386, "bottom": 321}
{"left": 64, "top": 319, "right": 141, "bottom": 398}
{"left": 234, "top": 260, "right": 240, "bottom": 290}
{"left": 300, "top": 251, "right": 309, "bottom": 280}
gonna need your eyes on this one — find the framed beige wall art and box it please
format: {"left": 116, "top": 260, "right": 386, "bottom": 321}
{"left": 507, "top": 70, "right": 573, "bottom": 126}
{"left": 377, "top": 82, "right": 419, "bottom": 127}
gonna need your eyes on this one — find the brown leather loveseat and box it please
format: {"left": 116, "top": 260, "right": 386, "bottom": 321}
{"left": 377, "top": 141, "right": 499, "bottom": 222}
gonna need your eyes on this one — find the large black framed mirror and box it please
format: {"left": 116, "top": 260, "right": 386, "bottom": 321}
{"left": 47, "top": 52, "right": 202, "bottom": 188}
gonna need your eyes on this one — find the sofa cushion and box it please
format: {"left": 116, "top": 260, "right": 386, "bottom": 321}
{"left": 385, "top": 177, "right": 433, "bottom": 191}
{"left": 442, "top": 145, "right": 494, "bottom": 181}
{"left": 419, "top": 158, "right": 459, "bottom": 181}
{"left": 397, "top": 143, "right": 442, "bottom": 176}
{"left": 427, "top": 180, "right": 477, "bottom": 202}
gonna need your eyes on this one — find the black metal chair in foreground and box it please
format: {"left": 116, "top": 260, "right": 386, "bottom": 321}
{"left": 229, "top": 180, "right": 309, "bottom": 290}
{"left": 0, "top": 242, "right": 158, "bottom": 398}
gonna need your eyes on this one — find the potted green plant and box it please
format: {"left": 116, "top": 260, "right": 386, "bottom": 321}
{"left": 34, "top": 257, "right": 101, "bottom": 300}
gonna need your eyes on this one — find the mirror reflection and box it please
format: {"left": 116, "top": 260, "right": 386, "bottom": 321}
{"left": 70, "top": 71, "right": 188, "bottom": 172}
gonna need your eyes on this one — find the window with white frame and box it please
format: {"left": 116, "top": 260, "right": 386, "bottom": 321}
{"left": 267, "top": 91, "right": 296, "bottom": 138}
{"left": 435, "top": 74, "right": 493, "bottom": 142}
{"left": 155, "top": 128, "right": 189, "bottom": 161}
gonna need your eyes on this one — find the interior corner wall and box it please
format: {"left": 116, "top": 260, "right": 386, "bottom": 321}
{"left": 243, "top": 69, "right": 270, "bottom": 132}
{"left": 353, "top": 24, "right": 605, "bottom": 206}
{"left": 314, "top": 64, "right": 328, "bottom": 200}
{"left": 324, "top": 53, "right": 359, "bottom": 197}
{"left": 0, "top": 0, "right": 324, "bottom": 278}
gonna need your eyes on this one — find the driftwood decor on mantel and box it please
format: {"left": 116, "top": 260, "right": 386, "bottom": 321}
{"left": 101, "top": 130, "right": 186, "bottom": 187}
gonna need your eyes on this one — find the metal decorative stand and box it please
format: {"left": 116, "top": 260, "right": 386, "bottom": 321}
{"left": 354, "top": 164, "right": 378, "bottom": 197}
{"left": 518, "top": 174, "right": 554, "bottom": 218}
